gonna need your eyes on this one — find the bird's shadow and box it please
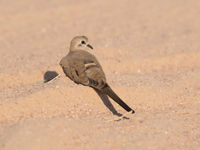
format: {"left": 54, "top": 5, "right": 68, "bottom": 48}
{"left": 43, "top": 71, "right": 59, "bottom": 83}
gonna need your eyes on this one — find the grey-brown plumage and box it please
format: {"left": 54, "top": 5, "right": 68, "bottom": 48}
{"left": 59, "top": 36, "right": 134, "bottom": 113}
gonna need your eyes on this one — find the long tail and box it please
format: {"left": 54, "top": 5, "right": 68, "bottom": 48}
{"left": 101, "top": 84, "right": 135, "bottom": 113}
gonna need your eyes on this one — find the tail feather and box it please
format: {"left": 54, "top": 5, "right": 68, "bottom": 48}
{"left": 101, "top": 84, "right": 134, "bottom": 113}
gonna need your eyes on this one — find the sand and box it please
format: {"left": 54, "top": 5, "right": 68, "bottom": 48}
{"left": 0, "top": 0, "right": 200, "bottom": 149}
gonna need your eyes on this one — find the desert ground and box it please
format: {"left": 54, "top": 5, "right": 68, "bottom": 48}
{"left": 0, "top": 0, "right": 200, "bottom": 149}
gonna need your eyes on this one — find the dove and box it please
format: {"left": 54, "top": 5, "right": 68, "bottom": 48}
{"left": 59, "top": 36, "right": 134, "bottom": 113}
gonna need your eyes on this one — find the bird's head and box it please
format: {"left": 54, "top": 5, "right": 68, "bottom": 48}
{"left": 69, "top": 36, "right": 93, "bottom": 52}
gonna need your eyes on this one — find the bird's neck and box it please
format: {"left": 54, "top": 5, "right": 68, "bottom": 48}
{"left": 69, "top": 45, "right": 75, "bottom": 52}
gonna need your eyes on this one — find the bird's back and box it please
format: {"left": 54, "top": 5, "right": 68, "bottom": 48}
{"left": 60, "top": 50, "right": 106, "bottom": 82}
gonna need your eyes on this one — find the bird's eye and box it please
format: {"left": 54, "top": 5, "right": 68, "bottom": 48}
{"left": 81, "top": 40, "right": 86, "bottom": 44}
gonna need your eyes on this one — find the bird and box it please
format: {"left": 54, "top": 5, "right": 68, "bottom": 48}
{"left": 59, "top": 36, "right": 135, "bottom": 114}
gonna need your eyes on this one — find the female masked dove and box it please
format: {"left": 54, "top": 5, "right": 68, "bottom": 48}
{"left": 59, "top": 36, "right": 135, "bottom": 114}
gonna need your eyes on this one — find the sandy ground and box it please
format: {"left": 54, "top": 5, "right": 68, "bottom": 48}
{"left": 0, "top": 0, "right": 200, "bottom": 149}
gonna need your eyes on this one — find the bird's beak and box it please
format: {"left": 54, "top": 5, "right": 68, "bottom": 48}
{"left": 87, "top": 44, "right": 93, "bottom": 49}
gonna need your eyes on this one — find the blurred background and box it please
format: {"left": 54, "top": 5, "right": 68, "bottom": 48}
{"left": 1, "top": 0, "right": 199, "bottom": 75}
{"left": 0, "top": 0, "right": 200, "bottom": 150}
